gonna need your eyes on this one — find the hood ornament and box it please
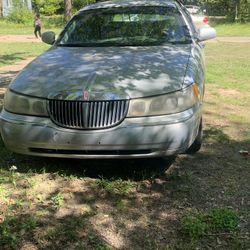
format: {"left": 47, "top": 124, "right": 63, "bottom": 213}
{"left": 83, "top": 90, "right": 90, "bottom": 101}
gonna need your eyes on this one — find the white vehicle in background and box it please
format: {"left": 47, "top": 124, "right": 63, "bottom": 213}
{"left": 185, "top": 5, "right": 209, "bottom": 28}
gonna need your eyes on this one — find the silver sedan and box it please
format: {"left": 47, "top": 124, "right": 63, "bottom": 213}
{"left": 0, "top": 0, "right": 216, "bottom": 159}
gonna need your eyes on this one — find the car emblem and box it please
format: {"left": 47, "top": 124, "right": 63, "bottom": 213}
{"left": 83, "top": 90, "right": 89, "bottom": 101}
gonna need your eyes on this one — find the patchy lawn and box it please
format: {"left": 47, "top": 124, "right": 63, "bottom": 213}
{"left": 210, "top": 22, "right": 250, "bottom": 37}
{"left": 0, "top": 18, "right": 63, "bottom": 35}
{"left": 0, "top": 43, "right": 49, "bottom": 68}
{"left": 0, "top": 42, "right": 249, "bottom": 249}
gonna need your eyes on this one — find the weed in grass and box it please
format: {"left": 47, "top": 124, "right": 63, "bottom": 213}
{"left": 95, "top": 178, "right": 136, "bottom": 196}
{"left": 11, "top": 199, "right": 24, "bottom": 210}
{"left": 45, "top": 227, "right": 58, "bottom": 240}
{"left": 181, "top": 213, "right": 208, "bottom": 239}
{"left": 87, "top": 234, "right": 112, "bottom": 250}
{"left": 8, "top": 165, "right": 18, "bottom": 187}
{"left": 51, "top": 192, "right": 64, "bottom": 209}
{"left": 164, "top": 241, "right": 198, "bottom": 250}
{"left": 24, "top": 177, "right": 37, "bottom": 189}
{"left": 21, "top": 216, "right": 38, "bottom": 232}
{"left": 144, "top": 234, "right": 158, "bottom": 250}
{"left": 0, "top": 219, "right": 18, "bottom": 249}
{"left": 181, "top": 208, "right": 239, "bottom": 240}
{"left": 207, "top": 208, "right": 239, "bottom": 232}
{"left": 115, "top": 199, "right": 128, "bottom": 211}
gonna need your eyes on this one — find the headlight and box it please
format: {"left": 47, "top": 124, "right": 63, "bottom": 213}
{"left": 127, "top": 84, "right": 200, "bottom": 117}
{"left": 4, "top": 89, "right": 48, "bottom": 116}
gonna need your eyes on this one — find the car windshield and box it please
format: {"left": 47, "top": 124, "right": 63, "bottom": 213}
{"left": 57, "top": 6, "right": 192, "bottom": 47}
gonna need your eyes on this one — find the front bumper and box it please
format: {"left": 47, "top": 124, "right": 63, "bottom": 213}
{"left": 0, "top": 107, "right": 201, "bottom": 159}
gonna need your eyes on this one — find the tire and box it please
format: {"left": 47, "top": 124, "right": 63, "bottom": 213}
{"left": 185, "top": 119, "right": 203, "bottom": 154}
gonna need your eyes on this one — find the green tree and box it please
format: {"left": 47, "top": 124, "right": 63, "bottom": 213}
{"left": 7, "top": 0, "right": 33, "bottom": 24}
{"left": 32, "top": 0, "right": 63, "bottom": 15}
{"left": 239, "top": 0, "right": 250, "bottom": 22}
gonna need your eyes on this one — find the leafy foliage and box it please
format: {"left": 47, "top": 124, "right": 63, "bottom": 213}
{"left": 32, "top": 0, "right": 63, "bottom": 15}
{"left": 6, "top": 0, "right": 33, "bottom": 25}
{"left": 239, "top": 0, "right": 250, "bottom": 22}
{"left": 72, "top": 0, "right": 96, "bottom": 13}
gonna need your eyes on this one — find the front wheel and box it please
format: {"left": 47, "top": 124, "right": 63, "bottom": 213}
{"left": 185, "top": 119, "right": 203, "bottom": 154}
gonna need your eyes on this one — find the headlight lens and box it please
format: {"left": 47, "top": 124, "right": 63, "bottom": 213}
{"left": 127, "top": 84, "right": 200, "bottom": 117}
{"left": 4, "top": 89, "right": 48, "bottom": 116}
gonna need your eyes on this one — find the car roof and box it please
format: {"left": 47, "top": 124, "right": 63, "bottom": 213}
{"left": 78, "top": 0, "right": 177, "bottom": 13}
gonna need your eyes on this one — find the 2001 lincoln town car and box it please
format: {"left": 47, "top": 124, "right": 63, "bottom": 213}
{"left": 0, "top": 0, "right": 216, "bottom": 159}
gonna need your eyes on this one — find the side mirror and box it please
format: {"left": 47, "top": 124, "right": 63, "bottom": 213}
{"left": 197, "top": 27, "right": 216, "bottom": 42}
{"left": 41, "top": 31, "right": 56, "bottom": 45}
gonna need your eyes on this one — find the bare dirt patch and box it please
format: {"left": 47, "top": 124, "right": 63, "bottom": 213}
{"left": 208, "top": 36, "right": 250, "bottom": 43}
{"left": 218, "top": 88, "right": 244, "bottom": 97}
{"left": 0, "top": 35, "right": 40, "bottom": 43}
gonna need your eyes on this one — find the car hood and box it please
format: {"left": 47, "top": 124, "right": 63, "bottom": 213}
{"left": 10, "top": 45, "right": 191, "bottom": 100}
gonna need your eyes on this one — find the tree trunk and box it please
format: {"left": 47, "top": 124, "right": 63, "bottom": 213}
{"left": 64, "top": 0, "right": 72, "bottom": 22}
{"left": 0, "top": 0, "right": 3, "bottom": 17}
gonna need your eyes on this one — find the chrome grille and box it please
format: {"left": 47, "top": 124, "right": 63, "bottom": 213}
{"left": 48, "top": 99, "right": 129, "bottom": 129}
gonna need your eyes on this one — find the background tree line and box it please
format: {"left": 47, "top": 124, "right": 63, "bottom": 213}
{"left": 3, "top": 0, "right": 250, "bottom": 24}
{"left": 185, "top": 0, "right": 250, "bottom": 22}
{"left": 35, "top": 0, "right": 250, "bottom": 22}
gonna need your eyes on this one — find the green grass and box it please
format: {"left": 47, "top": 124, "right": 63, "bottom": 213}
{"left": 210, "top": 22, "right": 250, "bottom": 37}
{"left": 0, "top": 42, "right": 50, "bottom": 67}
{"left": 204, "top": 42, "right": 250, "bottom": 140}
{"left": 51, "top": 192, "right": 64, "bottom": 209}
{"left": 0, "top": 19, "right": 33, "bottom": 35}
{"left": 205, "top": 43, "right": 250, "bottom": 91}
{"left": 0, "top": 17, "right": 64, "bottom": 35}
{"left": 95, "top": 178, "right": 136, "bottom": 196}
{"left": 181, "top": 208, "right": 239, "bottom": 239}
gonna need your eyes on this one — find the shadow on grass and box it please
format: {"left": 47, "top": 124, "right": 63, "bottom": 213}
{"left": 0, "top": 53, "right": 27, "bottom": 67}
{"left": 203, "top": 126, "right": 231, "bottom": 144}
{"left": 0, "top": 136, "right": 175, "bottom": 181}
{"left": 0, "top": 125, "right": 249, "bottom": 249}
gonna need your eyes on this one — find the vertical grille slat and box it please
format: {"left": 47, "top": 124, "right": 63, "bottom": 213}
{"left": 120, "top": 101, "right": 124, "bottom": 120}
{"left": 48, "top": 99, "right": 129, "bottom": 129}
{"left": 78, "top": 102, "right": 84, "bottom": 127}
{"left": 104, "top": 102, "right": 108, "bottom": 126}
{"left": 64, "top": 101, "right": 68, "bottom": 126}
{"left": 108, "top": 102, "right": 113, "bottom": 126}
{"left": 93, "top": 102, "right": 97, "bottom": 128}
{"left": 116, "top": 101, "right": 121, "bottom": 121}
{"left": 100, "top": 101, "right": 105, "bottom": 127}
{"left": 112, "top": 101, "right": 117, "bottom": 124}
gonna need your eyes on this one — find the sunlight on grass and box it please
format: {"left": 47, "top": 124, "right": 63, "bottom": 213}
{"left": 0, "top": 19, "right": 63, "bottom": 35}
{"left": 210, "top": 22, "right": 250, "bottom": 37}
{"left": 205, "top": 43, "right": 250, "bottom": 92}
{"left": 0, "top": 20, "right": 33, "bottom": 35}
{"left": 204, "top": 42, "right": 250, "bottom": 141}
{"left": 0, "top": 42, "right": 50, "bottom": 67}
